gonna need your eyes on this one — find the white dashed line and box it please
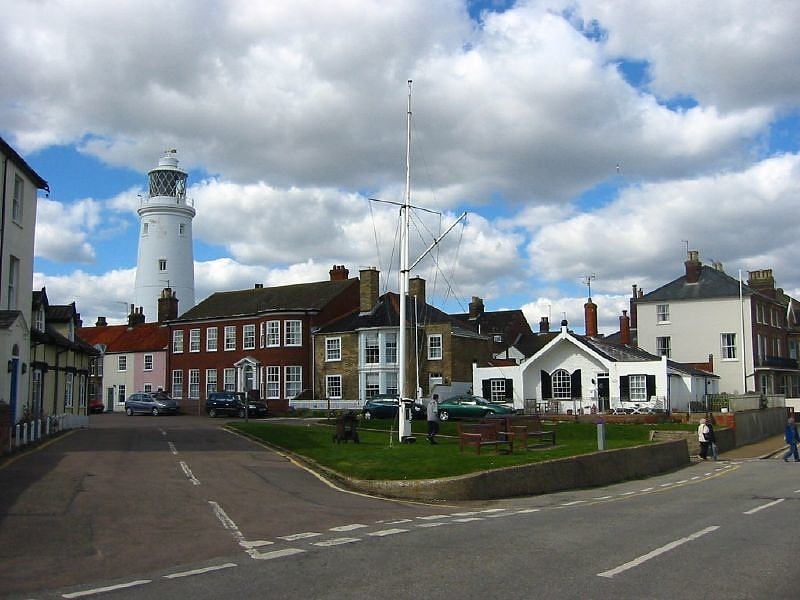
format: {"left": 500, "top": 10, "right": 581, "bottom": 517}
{"left": 743, "top": 498, "right": 784, "bottom": 515}
{"left": 330, "top": 524, "right": 367, "bottom": 532}
{"left": 479, "top": 508, "right": 507, "bottom": 513}
{"left": 62, "top": 580, "right": 151, "bottom": 598}
{"left": 252, "top": 548, "right": 306, "bottom": 560}
{"left": 418, "top": 522, "right": 450, "bottom": 528}
{"left": 562, "top": 500, "right": 587, "bottom": 505}
{"left": 418, "top": 514, "right": 450, "bottom": 520}
{"left": 180, "top": 461, "right": 200, "bottom": 486}
{"left": 451, "top": 511, "right": 479, "bottom": 517}
{"left": 594, "top": 495, "right": 613, "bottom": 500}
{"left": 164, "top": 563, "right": 237, "bottom": 579}
{"left": 620, "top": 491, "right": 636, "bottom": 496}
{"left": 279, "top": 532, "right": 321, "bottom": 541}
{"left": 486, "top": 512, "right": 514, "bottom": 518}
{"left": 516, "top": 508, "right": 541, "bottom": 514}
{"left": 453, "top": 517, "right": 484, "bottom": 523}
{"left": 313, "top": 537, "right": 360, "bottom": 547}
{"left": 241, "top": 540, "right": 274, "bottom": 549}
{"left": 380, "top": 518, "right": 413, "bottom": 524}
{"left": 368, "top": 528, "right": 408, "bottom": 537}
{"left": 597, "top": 526, "right": 719, "bottom": 578}
{"left": 640, "top": 487, "right": 654, "bottom": 492}
{"left": 168, "top": 441, "right": 178, "bottom": 455}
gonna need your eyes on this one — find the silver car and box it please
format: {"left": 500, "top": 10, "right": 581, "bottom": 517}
{"left": 124, "top": 392, "right": 179, "bottom": 416}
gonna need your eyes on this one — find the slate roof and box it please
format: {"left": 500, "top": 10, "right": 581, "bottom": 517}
{"left": 32, "top": 325, "right": 99, "bottom": 355}
{"left": 0, "top": 310, "right": 23, "bottom": 330}
{"left": 638, "top": 265, "right": 763, "bottom": 302}
{"left": 78, "top": 323, "right": 170, "bottom": 353}
{"left": 175, "top": 279, "right": 358, "bottom": 322}
{"left": 317, "top": 292, "right": 485, "bottom": 339}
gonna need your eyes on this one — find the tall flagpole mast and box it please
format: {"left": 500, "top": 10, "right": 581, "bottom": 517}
{"left": 398, "top": 80, "right": 413, "bottom": 442}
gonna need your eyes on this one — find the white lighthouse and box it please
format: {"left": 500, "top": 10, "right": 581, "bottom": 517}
{"left": 133, "top": 149, "right": 196, "bottom": 321}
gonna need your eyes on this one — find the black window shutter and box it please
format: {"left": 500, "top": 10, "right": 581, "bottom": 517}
{"left": 620, "top": 376, "right": 630, "bottom": 400}
{"left": 571, "top": 369, "right": 582, "bottom": 398}
{"left": 646, "top": 375, "right": 656, "bottom": 400}
{"left": 482, "top": 379, "right": 491, "bottom": 399}
{"left": 541, "top": 370, "right": 552, "bottom": 399}
{"left": 505, "top": 379, "right": 513, "bottom": 399}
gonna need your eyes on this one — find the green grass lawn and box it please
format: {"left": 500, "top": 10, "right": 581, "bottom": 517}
{"left": 228, "top": 418, "right": 692, "bottom": 481}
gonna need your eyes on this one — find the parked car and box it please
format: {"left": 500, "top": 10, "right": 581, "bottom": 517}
{"left": 124, "top": 392, "right": 179, "bottom": 416}
{"left": 437, "top": 395, "right": 515, "bottom": 421}
{"left": 89, "top": 398, "right": 105, "bottom": 413}
{"left": 206, "top": 392, "right": 268, "bottom": 418}
{"left": 362, "top": 395, "right": 427, "bottom": 420}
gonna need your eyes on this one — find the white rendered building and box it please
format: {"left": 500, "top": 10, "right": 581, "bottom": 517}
{"left": 133, "top": 150, "right": 196, "bottom": 321}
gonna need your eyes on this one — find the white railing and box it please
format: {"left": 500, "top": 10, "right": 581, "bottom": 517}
{"left": 7, "top": 413, "right": 89, "bottom": 453}
{"left": 289, "top": 399, "right": 363, "bottom": 412}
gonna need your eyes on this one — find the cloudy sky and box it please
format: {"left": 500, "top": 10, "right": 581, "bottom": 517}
{"left": 3, "top": 0, "right": 799, "bottom": 333}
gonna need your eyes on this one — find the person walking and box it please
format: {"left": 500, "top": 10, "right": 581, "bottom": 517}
{"left": 782, "top": 417, "right": 800, "bottom": 462}
{"left": 698, "top": 418, "right": 711, "bottom": 460}
{"left": 706, "top": 418, "right": 718, "bottom": 461}
{"left": 427, "top": 394, "right": 440, "bottom": 444}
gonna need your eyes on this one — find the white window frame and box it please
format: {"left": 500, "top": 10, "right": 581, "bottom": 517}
{"left": 173, "top": 330, "right": 184, "bottom": 353}
{"left": 365, "top": 332, "right": 379, "bottom": 364}
{"left": 656, "top": 336, "right": 671, "bottom": 358}
{"left": 172, "top": 370, "right": 183, "bottom": 399}
{"left": 427, "top": 334, "right": 443, "bottom": 360}
{"left": 285, "top": 365, "right": 302, "bottom": 398}
{"left": 243, "top": 324, "right": 256, "bottom": 350}
{"left": 267, "top": 321, "right": 280, "bottom": 347}
{"left": 266, "top": 366, "right": 280, "bottom": 399}
{"left": 224, "top": 368, "right": 236, "bottom": 391}
{"left": 285, "top": 320, "right": 302, "bottom": 346}
{"left": 189, "top": 329, "right": 201, "bottom": 352}
{"left": 64, "top": 372, "right": 74, "bottom": 409}
{"left": 629, "top": 374, "right": 647, "bottom": 401}
{"left": 384, "top": 332, "right": 397, "bottom": 364}
{"left": 326, "top": 375, "right": 342, "bottom": 399}
{"left": 552, "top": 369, "right": 571, "bottom": 399}
{"left": 326, "top": 337, "right": 342, "bottom": 361}
{"left": 206, "top": 327, "right": 218, "bottom": 351}
{"left": 206, "top": 369, "right": 217, "bottom": 395}
{"left": 189, "top": 369, "right": 200, "bottom": 399}
{"left": 721, "top": 333, "right": 737, "bottom": 360}
{"left": 224, "top": 326, "right": 236, "bottom": 351}
{"left": 12, "top": 175, "right": 23, "bottom": 223}
{"left": 259, "top": 322, "right": 266, "bottom": 348}
{"left": 365, "top": 372, "right": 379, "bottom": 399}
{"left": 118, "top": 355, "right": 127, "bottom": 372}
{"left": 656, "top": 304, "right": 670, "bottom": 323}
{"left": 143, "top": 354, "right": 153, "bottom": 371}
{"left": 159, "top": 258, "right": 167, "bottom": 271}
{"left": 7, "top": 256, "right": 19, "bottom": 310}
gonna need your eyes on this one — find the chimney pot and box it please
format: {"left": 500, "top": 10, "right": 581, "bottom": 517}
{"left": 584, "top": 299, "right": 598, "bottom": 337}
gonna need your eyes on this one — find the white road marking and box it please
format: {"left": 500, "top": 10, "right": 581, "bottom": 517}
{"left": 252, "top": 548, "right": 306, "bottom": 560}
{"left": 241, "top": 540, "right": 274, "bottom": 548}
{"left": 368, "top": 528, "right": 408, "bottom": 537}
{"left": 675, "top": 479, "right": 689, "bottom": 484}
{"left": 743, "top": 498, "right": 784, "bottom": 515}
{"left": 62, "top": 580, "right": 151, "bottom": 598}
{"left": 479, "top": 508, "right": 507, "bottom": 513}
{"left": 180, "top": 461, "right": 200, "bottom": 486}
{"left": 417, "top": 514, "right": 450, "bottom": 520}
{"left": 453, "top": 517, "right": 483, "bottom": 523}
{"left": 417, "top": 522, "right": 450, "bottom": 528}
{"left": 451, "top": 511, "right": 479, "bottom": 516}
{"left": 516, "top": 508, "right": 541, "bottom": 514}
{"left": 164, "top": 563, "right": 237, "bottom": 579}
{"left": 380, "top": 518, "right": 413, "bottom": 524}
{"left": 640, "top": 487, "right": 654, "bottom": 492}
{"left": 330, "top": 524, "right": 367, "bottom": 532}
{"left": 594, "top": 495, "right": 613, "bottom": 500}
{"left": 168, "top": 441, "right": 177, "bottom": 455}
{"left": 160, "top": 429, "right": 166, "bottom": 436}
{"left": 620, "top": 491, "right": 636, "bottom": 496}
{"left": 597, "top": 526, "right": 719, "bottom": 578}
{"left": 313, "top": 537, "right": 360, "bottom": 547}
{"left": 486, "top": 512, "right": 514, "bottom": 518}
{"left": 279, "top": 532, "right": 321, "bottom": 541}
{"left": 209, "top": 500, "right": 266, "bottom": 559}
{"left": 562, "top": 500, "right": 587, "bottom": 505}
{"left": 659, "top": 483, "right": 672, "bottom": 487}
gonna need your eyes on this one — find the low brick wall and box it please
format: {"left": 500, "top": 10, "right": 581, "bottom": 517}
{"left": 332, "top": 439, "right": 690, "bottom": 501}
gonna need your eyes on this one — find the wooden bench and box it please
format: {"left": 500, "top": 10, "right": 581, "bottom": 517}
{"left": 482, "top": 415, "right": 556, "bottom": 450}
{"left": 458, "top": 422, "right": 514, "bottom": 455}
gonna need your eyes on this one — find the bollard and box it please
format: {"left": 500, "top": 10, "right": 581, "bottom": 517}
{"left": 596, "top": 419, "right": 606, "bottom": 451}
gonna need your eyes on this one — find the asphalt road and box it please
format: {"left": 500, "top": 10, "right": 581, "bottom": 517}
{"left": 1, "top": 414, "right": 798, "bottom": 599}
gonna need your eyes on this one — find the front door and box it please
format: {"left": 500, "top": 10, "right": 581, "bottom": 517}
{"left": 9, "top": 357, "right": 19, "bottom": 421}
{"left": 597, "top": 375, "right": 610, "bottom": 412}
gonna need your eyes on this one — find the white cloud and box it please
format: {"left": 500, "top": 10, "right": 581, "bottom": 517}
{"left": 34, "top": 198, "right": 101, "bottom": 263}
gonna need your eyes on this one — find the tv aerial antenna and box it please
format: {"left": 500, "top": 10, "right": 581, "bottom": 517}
{"left": 583, "top": 273, "right": 597, "bottom": 300}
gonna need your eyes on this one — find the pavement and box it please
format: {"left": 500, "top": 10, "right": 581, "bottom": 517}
{"left": 717, "top": 434, "right": 788, "bottom": 460}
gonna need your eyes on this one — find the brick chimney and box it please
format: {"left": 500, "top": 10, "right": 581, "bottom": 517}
{"left": 329, "top": 264, "right": 349, "bottom": 281}
{"left": 409, "top": 276, "right": 426, "bottom": 309}
{"left": 539, "top": 316, "right": 550, "bottom": 333}
{"left": 158, "top": 288, "right": 179, "bottom": 322}
{"left": 95, "top": 316, "right": 108, "bottom": 327}
{"left": 359, "top": 267, "right": 379, "bottom": 313}
{"left": 685, "top": 250, "right": 701, "bottom": 284}
{"left": 619, "top": 310, "right": 631, "bottom": 345}
{"left": 127, "top": 304, "right": 146, "bottom": 327}
{"left": 747, "top": 269, "right": 776, "bottom": 299}
{"left": 584, "top": 299, "right": 598, "bottom": 337}
{"left": 468, "top": 296, "right": 484, "bottom": 320}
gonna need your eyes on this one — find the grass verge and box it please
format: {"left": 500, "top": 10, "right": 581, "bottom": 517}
{"left": 228, "top": 419, "right": 691, "bottom": 481}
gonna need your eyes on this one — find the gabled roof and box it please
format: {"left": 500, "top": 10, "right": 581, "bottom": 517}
{"left": 0, "top": 136, "right": 49, "bottom": 192}
{"left": 175, "top": 278, "right": 358, "bottom": 321}
{"left": 452, "top": 308, "right": 533, "bottom": 335}
{"left": 0, "top": 310, "right": 24, "bottom": 330}
{"left": 47, "top": 303, "right": 79, "bottom": 324}
{"left": 32, "top": 325, "right": 99, "bottom": 355}
{"left": 77, "top": 322, "right": 169, "bottom": 353}
{"left": 639, "top": 265, "right": 762, "bottom": 303}
{"left": 510, "top": 332, "right": 558, "bottom": 358}
{"left": 317, "top": 292, "right": 485, "bottom": 339}
{"left": 575, "top": 335, "right": 661, "bottom": 363}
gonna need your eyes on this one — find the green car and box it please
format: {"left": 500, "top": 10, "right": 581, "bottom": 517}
{"left": 437, "top": 395, "right": 515, "bottom": 421}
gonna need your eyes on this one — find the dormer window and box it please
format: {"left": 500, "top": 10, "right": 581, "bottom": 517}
{"left": 493, "top": 334, "right": 503, "bottom": 343}
{"left": 35, "top": 306, "right": 45, "bottom": 332}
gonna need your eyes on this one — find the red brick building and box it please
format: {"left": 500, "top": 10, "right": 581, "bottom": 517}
{"left": 167, "top": 266, "right": 359, "bottom": 414}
